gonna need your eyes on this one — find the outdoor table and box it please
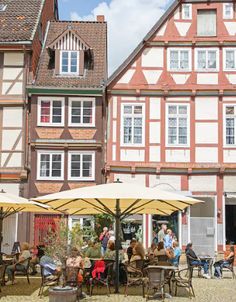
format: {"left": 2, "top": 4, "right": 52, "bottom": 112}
{"left": 198, "top": 255, "right": 214, "bottom": 276}
{"left": 148, "top": 265, "right": 179, "bottom": 299}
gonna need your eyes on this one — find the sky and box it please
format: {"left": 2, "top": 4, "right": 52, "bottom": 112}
{"left": 59, "top": 0, "right": 171, "bottom": 75}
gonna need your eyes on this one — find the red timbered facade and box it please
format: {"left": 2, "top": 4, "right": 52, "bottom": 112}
{"left": 107, "top": 0, "right": 236, "bottom": 254}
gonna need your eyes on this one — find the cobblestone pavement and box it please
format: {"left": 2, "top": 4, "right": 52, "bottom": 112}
{"left": 0, "top": 274, "right": 235, "bottom": 301}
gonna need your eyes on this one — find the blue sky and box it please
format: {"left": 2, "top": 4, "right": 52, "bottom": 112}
{"left": 59, "top": 0, "right": 111, "bottom": 20}
{"left": 58, "top": 0, "right": 171, "bottom": 74}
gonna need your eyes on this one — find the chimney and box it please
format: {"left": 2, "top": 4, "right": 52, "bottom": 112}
{"left": 96, "top": 15, "right": 105, "bottom": 22}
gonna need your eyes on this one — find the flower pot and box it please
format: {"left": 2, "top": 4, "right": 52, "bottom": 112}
{"left": 49, "top": 286, "right": 78, "bottom": 302}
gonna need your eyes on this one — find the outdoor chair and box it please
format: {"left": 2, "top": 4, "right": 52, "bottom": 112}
{"left": 38, "top": 265, "right": 60, "bottom": 298}
{"left": 0, "top": 265, "right": 6, "bottom": 291}
{"left": 222, "top": 257, "right": 235, "bottom": 279}
{"left": 145, "top": 266, "right": 165, "bottom": 301}
{"left": 186, "top": 254, "right": 201, "bottom": 277}
{"left": 13, "top": 257, "right": 31, "bottom": 284}
{"left": 89, "top": 260, "right": 114, "bottom": 297}
{"left": 156, "top": 255, "right": 169, "bottom": 264}
{"left": 172, "top": 267, "right": 195, "bottom": 298}
{"left": 66, "top": 266, "right": 83, "bottom": 299}
{"left": 124, "top": 259, "right": 146, "bottom": 297}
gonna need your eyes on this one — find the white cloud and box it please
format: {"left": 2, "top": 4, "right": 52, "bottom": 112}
{"left": 70, "top": 0, "right": 170, "bottom": 75}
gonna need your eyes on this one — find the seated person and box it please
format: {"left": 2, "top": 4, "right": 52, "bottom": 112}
{"left": 186, "top": 242, "right": 210, "bottom": 279}
{"left": 154, "top": 241, "right": 166, "bottom": 257}
{"left": 29, "top": 245, "right": 39, "bottom": 275}
{"left": 171, "top": 241, "right": 182, "bottom": 267}
{"left": 104, "top": 240, "right": 124, "bottom": 262}
{"left": 6, "top": 242, "right": 31, "bottom": 285}
{"left": 147, "top": 242, "right": 157, "bottom": 260}
{"left": 214, "top": 245, "right": 235, "bottom": 278}
{"left": 85, "top": 240, "right": 102, "bottom": 259}
{"left": 127, "top": 238, "right": 136, "bottom": 263}
{"left": 66, "top": 247, "right": 84, "bottom": 285}
{"left": 40, "top": 254, "right": 61, "bottom": 279}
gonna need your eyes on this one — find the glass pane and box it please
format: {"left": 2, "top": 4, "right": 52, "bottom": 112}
{"left": 197, "top": 9, "right": 216, "bottom": 36}
{"left": 71, "top": 154, "right": 80, "bottom": 177}
{"left": 134, "top": 106, "right": 142, "bottom": 114}
{"left": 82, "top": 154, "right": 92, "bottom": 177}
{"left": 40, "top": 101, "right": 50, "bottom": 123}
{"left": 124, "top": 106, "right": 132, "bottom": 114}
{"left": 123, "top": 117, "right": 132, "bottom": 143}
{"left": 208, "top": 51, "right": 216, "bottom": 69}
{"left": 83, "top": 101, "right": 93, "bottom": 124}
{"left": 170, "top": 51, "right": 179, "bottom": 69}
{"left": 226, "top": 50, "right": 235, "bottom": 69}
{"left": 180, "top": 51, "right": 189, "bottom": 69}
{"left": 179, "top": 106, "right": 187, "bottom": 115}
{"left": 52, "top": 154, "right": 61, "bottom": 177}
{"left": 134, "top": 118, "right": 142, "bottom": 144}
{"left": 183, "top": 5, "right": 190, "bottom": 19}
{"left": 168, "top": 106, "right": 177, "bottom": 115}
{"left": 71, "top": 101, "right": 81, "bottom": 124}
{"left": 226, "top": 106, "right": 234, "bottom": 115}
{"left": 40, "top": 154, "right": 50, "bottom": 177}
{"left": 62, "top": 52, "right": 69, "bottom": 73}
{"left": 226, "top": 118, "right": 235, "bottom": 144}
{"left": 52, "top": 101, "right": 62, "bottom": 123}
{"left": 198, "top": 50, "right": 206, "bottom": 69}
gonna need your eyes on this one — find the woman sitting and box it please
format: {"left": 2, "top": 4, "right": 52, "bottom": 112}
{"left": 147, "top": 242, "right": 157, "bottom": 261}
{"left": 39, "top": 254, "right": 61, "bottom": 280}
{"left": 214, "top": 245, "right": 235, "bottom": 278}
{"left": 6, "top": 242, "right": 31, "bottom": 285}
{"left": 104, "top": 240, "right": 116, "bottom": 260}
{"left": 171, "top": 241, "right": 182, "bottom": 267}
{"left": 85, "top": 240, "right": 102, "bottom": 259}
{"left": 66, "top": 247, "right": 84, "bottom": 285}
{"left": 127, "top": 242, "right": 145, "bottom": 272}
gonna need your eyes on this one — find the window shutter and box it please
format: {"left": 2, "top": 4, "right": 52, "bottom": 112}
{"left": 79, "top": 50, "right": 85, "bottom": 76}
{"left": 55, "top": 49, "right": 60, "bottom": 75}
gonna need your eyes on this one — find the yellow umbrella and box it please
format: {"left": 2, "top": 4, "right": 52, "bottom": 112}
{"left": 0, "top": 190, "right": 57, "bottom": 260}
{"left": 35, "top": 181, "right": 203, "bottom": 293}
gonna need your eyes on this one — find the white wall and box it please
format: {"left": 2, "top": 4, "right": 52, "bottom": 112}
{"left": 195, "top": 97, "right": 218, "bottom": 120}
{"left": 149, "top": 122, "right": 160, "bottom": 144}
{"left": 120, "top": 149, "right": 145, "bottom": 162}
{"left": 141, "top": 47, "right": 164, "bottom": 67}
{"left": 195, "top": 123, "right": 218, "bottom": 144}
{"left": 189, "top": 175, "right": 216, "bottom": 191}
{"left": 149, "top": 174, "right": 181, "bottom": 190}
{"left": 166, "top": 149, "right": 190, "bottom": 162}
{"left": 149, "top": 146, "right": 160, "bottom": 162}
{"left": 149, "top": 98, "right": 160, "bottom": 119}
{"left": 195, "top": 147, "right": 218, "bottom": 163}
{"left": 114, "top": 173, "right": 146, "bottom": 185}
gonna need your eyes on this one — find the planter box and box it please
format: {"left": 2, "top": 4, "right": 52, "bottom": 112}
{"left": 49, "top": 287, "right": 78, "bottom": 302}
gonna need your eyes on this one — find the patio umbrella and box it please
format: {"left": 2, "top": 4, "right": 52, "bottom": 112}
{"left": 0, "top": 190, "right": 56, "bottom": 261}
{"left": 35, "top": 182, "right": 203, "bottom": 293}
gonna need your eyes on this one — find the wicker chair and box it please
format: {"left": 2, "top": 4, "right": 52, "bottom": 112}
{"left": 89, "top": 260, "right": 114, "bottom": 297}
{"left": 173, "top": 267, "right": 195, "bottom": 298}
{"left": 186, "top": 254, "right": 201, "bottom": 277}
{"left": 145, "top": 266, "right": 165, "bottom": 301}
{"left": 222, "top": 257, "right": 235, "bottom": 279}
{"left": 38, "top": 265, "right": 60, "bottom": 297}
{"left": 0, "top": 265, "right": 6, "bottom": 291}
{"left": 66, "top": 266, "right": 83, "bottom": 299}
{"left": 13, "top": 257, "right": 32, "bottom": 284}
{"left": 124, "top": 259, "right": 146, "bottom": 297}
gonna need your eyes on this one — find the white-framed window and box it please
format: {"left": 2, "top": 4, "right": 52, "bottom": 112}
{"left": 37, "top": 151, "right": 64, "bottom": 180}
{"left": 195, "top": 48, "right": 219, "bottom": 71}
{"left": 223, "top": 3, "right": 234, "bottom": 19}
{"left": 197, "top": 9, "right": 217, "bottom": 36}
{"left": 182, "top": 4, "right": 192, "bottom": 20}
{"left": 223, "top": 48, "right": 236, "bottom": 70}
{"left": 60, "top": 51, "right": 79, "bottom": 74}
{"left": 68, "top": 152, "right": 95, "bottom": 181}
{"left": 167, "top": 48, "right": 191, "bottom": 71}
{"left": 37, "top": 97, "right": 64, "bottom": 126}
{"left": 166, "top": 104, "right": 189, "bottom": 146}
{"left": 121, "top": 103, "right": 145, "bottom": 146}
{"left": 68, "top": 98, "right": 95, "bottom": 127}
{"left": 224, "top": 105, "right": 236, "bottom": 145}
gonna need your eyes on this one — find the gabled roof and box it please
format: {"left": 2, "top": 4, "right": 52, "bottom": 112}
{"left": 0, "top": 0, "right": 47, "bottom": 43}
{"left": 107, "top": 0, "right": 179, "bottom": 86}
{"left": 34, "top": 21, "right": 107, "bottom": 89}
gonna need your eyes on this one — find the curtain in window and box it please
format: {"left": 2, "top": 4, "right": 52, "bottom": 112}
{"left": 226, "top": 118, "right": 235, "bottom": 144}
{"left": 208, "top": 51, "right": 216, "bottom": 69}
{"left": 180, "top": 51, "right": 189, "bottom": 69}
{"left": 168, "top": 118, "right": 177, "bottom": 144}
{"left": 133, "top": 118, "right": 142, "bottom": 144}
{"left": 198, "top": 51, "right": 206, "bottom": 69}
{"left": 170, "top": 51, "right": 179, "bottom": 69}
{"left": 226, "top": 50, "right": 235, "bottom": 69}
{"left": 197, "top": 10, "right": 216, "bottom": 36}
{"left": 40, "top": 154, "right": 50, "bottom": 177}
{"left": 179, "top": 118, "right": 187, "bottom": 144}
{"left": 41, "top": 101, "right": 50, "bottom": 123}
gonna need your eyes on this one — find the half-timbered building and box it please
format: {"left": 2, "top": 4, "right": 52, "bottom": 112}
{"left": 106, "top": 0, "right": 236, "bottom": 255}
{"left": 27, "top": 18, "right": 107, "bottom": 245}
{"left": 0, "top": 0, "right": 58, "bottom": 252}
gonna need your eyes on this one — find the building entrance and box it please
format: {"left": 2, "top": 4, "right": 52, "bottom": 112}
{"left": 226, "top": 205, "right": 236, "bottom": 245}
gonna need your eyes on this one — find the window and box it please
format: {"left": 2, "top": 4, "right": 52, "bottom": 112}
{"left": 38, "top": 98, "right": 64, "bottom": 126}
{"left": 37, "top": 151, "right": 64, "bottom": 180}
{"left": 225, "top": 105, "right": 236, "bottom": 145}
{"left": 69, "top": 98, "right": 95, "bottom": 126}
{"left": 195, "top": 49, "right": 219, "bottom": 71}
{"left": 182, "top": 4, "right": 192, "bottom": 20}
{"left": 224, "top": 48, "right": 236, "bottom": 70}
{"left": 60, "top": 51, "right": 79, "bottom": 74}
{"left": 197, "top": 10, "right": 216, "bottom": 36}
{"left": 168, "top": 48, "right": 191, "bottom": 71}
{"left": 223, "top": 3, "right": 234, "bottom": 19}
{"left": 166, "top": 104, "right": 189, "bottom": 146}
{"left": 68, "top": 152, "right": 95, "bottom": 180}
{"left": 121, "top": 104, "right": 145, "bottom": 146}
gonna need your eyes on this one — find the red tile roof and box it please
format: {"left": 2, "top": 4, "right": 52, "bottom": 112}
{"left": 0, "top": 0, "right": 44, "bottom": 42}
{"left": 34, "top": 21, "right": 107, "bottom": 89}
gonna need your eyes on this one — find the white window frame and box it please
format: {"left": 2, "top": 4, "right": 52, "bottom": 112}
{"left": 60, "top": 50, "right": 79, "bottom": 75}
{"left": 223, "top": 104, "right": 236, "bottom": 147}
{"left": 68, "top": 151, "right": 95, "bottom": 181}
{"left": 37, "top": 151, "right": 64, "bottom": 180}
{"left": 182, "top": 4, "right": 192, "bottom": 20}
{"left": 195, "top": 48, "right": 219, "bottom": 72}
{"left": 223, "top": 48, "right": 236, "bottom": 71}
{"left": 167, "top": 48, "right": 192, "bottom": 72}
{"left": 165, "top": 103, "right": 190, "bottom": 147}
{"left": 68, "top": 97, "right": 96, "bottom": 127}
{"left": 120, "top": 103, "right": 145, "bottom": 147}
{"left": 223, "top": 3, "right": 234, "bottom": 19}
{"left": 37, "top": 97, "right": 65, "bottom": 127}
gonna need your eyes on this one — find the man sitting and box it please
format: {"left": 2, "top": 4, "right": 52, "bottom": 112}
{"left": 185, "top": 242, "right": 210, "bottom": 279}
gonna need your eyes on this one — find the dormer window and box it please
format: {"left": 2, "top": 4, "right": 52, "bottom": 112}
{"left": 60, "top": 51, "right": 79, "bottom": 74}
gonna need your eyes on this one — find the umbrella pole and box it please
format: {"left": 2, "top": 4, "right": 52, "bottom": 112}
{"left": 0, "top": 207, "right": 3, "bottom": 264}
{"left": 114, "top": 199, "right": 121, "bottom": 294}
